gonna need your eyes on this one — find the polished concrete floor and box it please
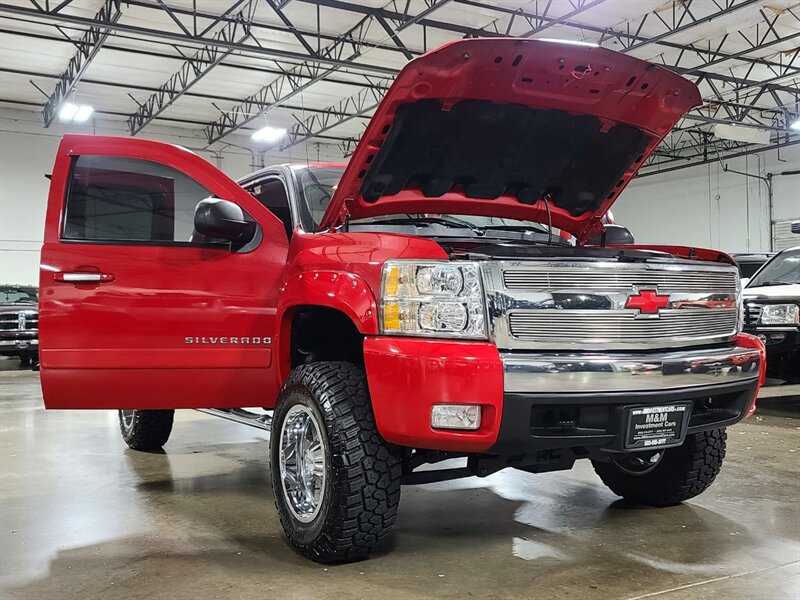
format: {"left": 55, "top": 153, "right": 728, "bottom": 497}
{"left": 1, "top": 360, "right": 799, "bottom": 600}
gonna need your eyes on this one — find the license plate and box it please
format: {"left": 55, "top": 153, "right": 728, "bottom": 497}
{"left": 625, "top": 404, "right": 691, "bottom": 450}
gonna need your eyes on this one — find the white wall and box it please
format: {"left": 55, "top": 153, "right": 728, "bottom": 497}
{"left": 0, "top": 108, "right": 343, "bottom": 285}
{"left": 614, "top": 145, "right": 800, "bottom": 254}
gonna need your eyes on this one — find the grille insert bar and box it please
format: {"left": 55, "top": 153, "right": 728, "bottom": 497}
{"left": 744, "top": 302, "right": 763, "bottom": 326}
{"left": 503, "top": 270, "right": 737, "bottom": 293}
{"left": 508, "top": 309, "right": 738, "bottom": 344}
{"left": 486, "top": 261, "right": 741, "bottom": 350}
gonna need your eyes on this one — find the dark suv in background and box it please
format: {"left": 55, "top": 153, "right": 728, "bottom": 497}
{"left": 732, "top": 252, "right": 775, "bottom": 282}
{"left": 0, "top": 285, "right": 39, "bottom": 367}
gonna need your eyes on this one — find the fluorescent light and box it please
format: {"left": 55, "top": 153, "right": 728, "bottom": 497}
{"left": 790, "top": 119, "right": 800, "bottom": 131}
{"left": 251, "top": 126, "right": 287, "bottom": 143}
{"left": 538, "top": 38, "right": 599, "bottom": 48}
{"left": 59, "top": 102, "right": 79, "bottom": 121}
{"left": 713, "top": 123, "right": 770, "bottom": 145}
{"left": 73, "top": 105, "right": 94, "bottom": 122}
{"left": 59, "top": 102, "right": 94, "bottom": 123}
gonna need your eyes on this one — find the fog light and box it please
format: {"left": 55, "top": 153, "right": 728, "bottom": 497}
{"left": 431, "top": 404, "right": 481, "bottom": 430}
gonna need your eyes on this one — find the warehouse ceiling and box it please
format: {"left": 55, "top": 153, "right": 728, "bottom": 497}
{"left": 0, "top": 0, "right": 798, "bottom": 175}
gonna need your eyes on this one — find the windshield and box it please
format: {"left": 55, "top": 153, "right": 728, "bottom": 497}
{"left": 349, "top": 213, "right": 552, "bottom": 233}
{"left": 0, "top": 286, "right": 37, "bottom": 303}
{"left": 748, "top": 249, "right": 800, "bottom": 287}
{"left": 295, "top": 166, "right": 559, "bottom": 239}
{"left": 296, "top": 167, "right": 343, "bottom": 228}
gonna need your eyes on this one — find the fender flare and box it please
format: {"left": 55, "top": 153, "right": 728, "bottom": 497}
{"left": 274, "top": 271, "right": 379, "bottom": 383}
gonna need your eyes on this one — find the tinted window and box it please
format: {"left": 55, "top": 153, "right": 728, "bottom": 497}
{"left": 0, "top": 287, "right": 37, "bottom": 303}
{"left": 738, "top": 262, "right": 764, "bottom": 279}
{"left": 248, "top": 178, "right": 293, "bottom": 239}
{"left": 297, "top": 167, "right": 342, "bottom": 229}
{"left": 63, "top": 155, "right": 213, "bottom": 244}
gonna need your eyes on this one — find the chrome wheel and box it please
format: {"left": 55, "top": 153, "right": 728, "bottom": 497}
{"left": 120, "top": 409, "right": 136, "bottom": 432}
{"left": 611, "top": 450, "right": 663, "bottom": 476}
{"left": 279, "top": 404, "right": 327, "bottom": 523}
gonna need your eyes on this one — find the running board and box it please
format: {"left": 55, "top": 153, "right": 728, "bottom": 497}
{"left": 195, "top": 408, "right": 272, "bottom": 431}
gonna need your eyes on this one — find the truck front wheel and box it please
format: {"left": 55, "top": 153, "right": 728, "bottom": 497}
{"left": 270, "top": 361, "right": 402, "bottom": 563}
{"left": 118, "top": 409, "right": 174, "bottom": 451}
{"left": 592, "top": 428, "right": 727, "bottom": 506}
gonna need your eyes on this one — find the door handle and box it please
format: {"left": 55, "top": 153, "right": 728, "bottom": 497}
{"left": 53, "top": 272, "right": 115, "bottom": 283}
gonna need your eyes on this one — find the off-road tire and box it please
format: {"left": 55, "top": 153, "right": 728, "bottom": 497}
{"left": 592, "top": 428, "right": 727, "bottom": 507}
{"left": 118, "top": 410, "right": 174, "bottom": 451}
{"left": 270, "top": 361, "right": 402, "bottom": 563}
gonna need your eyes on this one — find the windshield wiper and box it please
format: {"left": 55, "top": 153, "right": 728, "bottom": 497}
{"left": 351, "top": 216, "right": 566, "bottom": 245}
{"left": 476, "top": 224, "right": 549, "bottom": 235}
{"left": 752, "top": 280, "right": 794, "bottom": 287}
{"left": 356, "top": 216, "right": 482, "bottom": 235}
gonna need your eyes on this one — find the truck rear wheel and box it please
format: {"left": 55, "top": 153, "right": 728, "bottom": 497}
{"left": 592, "top": 428, "right": 726, "bottom": 507}
{"left": 118, "top": 409, "right": 174, "bottom": 451}
{"left": 270, "top": 361, "right": 402, "bottom": 563}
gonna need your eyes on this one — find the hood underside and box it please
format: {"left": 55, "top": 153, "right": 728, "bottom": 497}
{"left": 320, "top": 38, "right": 700, "bottom": 239}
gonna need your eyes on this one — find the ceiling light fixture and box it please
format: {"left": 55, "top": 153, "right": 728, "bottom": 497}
{"left": 58, "top": 103, "right": 79, "bottom": 121}
{"left": 790, "top": 119, "right": 800, "bottom": 131}
{"left": 59, "top": 102, "right": 94, "bottom": 123}
{"left": 251, "top": 125, "right": 287, "bottom": 143}
{"left": 713, "top": 123, "right": 770, "bottom": 145}
{"left": 538, "top": 38, "right": 599, "bottom": 48}
{"left": 74, "top": 105, "right": 94, "bottom": 122}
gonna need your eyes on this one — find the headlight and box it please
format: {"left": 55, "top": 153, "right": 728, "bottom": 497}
{"left": 760, "top": 304, "right": 800, "bottom": 325}
{"left": 380, "top": 261, "right": 487, "bottom": 338}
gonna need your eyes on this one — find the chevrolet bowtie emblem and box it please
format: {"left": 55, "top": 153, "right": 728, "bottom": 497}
{"left": 625, "top": 290, "right": 670, "bottom": 315}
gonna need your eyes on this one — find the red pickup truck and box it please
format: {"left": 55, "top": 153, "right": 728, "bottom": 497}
{"left": 39, "top": 38, "right": 766, "bottom": 563}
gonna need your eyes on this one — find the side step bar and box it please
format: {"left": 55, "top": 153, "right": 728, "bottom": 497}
{"left": 195, "top": 408, "right": 272, "bottom": 431}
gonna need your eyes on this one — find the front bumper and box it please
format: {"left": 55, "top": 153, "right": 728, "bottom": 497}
{"left": 744, "top": 326, "right": 799, "bottom": 378}
{"left": 363, "top": 335, "right": 764, "bottom": 454}
{"left": 0, "top": 334, "right": 38, "bottom": 357}
{"left": 744, "top": 326, "right": 799, "bottom": 354}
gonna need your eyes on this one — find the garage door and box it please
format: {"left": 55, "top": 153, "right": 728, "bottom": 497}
{"left": 773, "top": 220, "right": 800, "bottom": 251}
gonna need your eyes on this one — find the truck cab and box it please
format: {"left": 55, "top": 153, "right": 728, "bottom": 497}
{"left": 38, "top": 38, "right": 766, "bottom": 564}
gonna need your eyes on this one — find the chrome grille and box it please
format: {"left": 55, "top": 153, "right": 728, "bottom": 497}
{"left": 0, "top": 314, "right": 17, "bottom": 330}
{"left": 483, "top": 260, "right": 741, "bottom": 350}
{"left": 0, "top": 311, "right": 38, "bottom": 331}
{"left": 503, "top": 269, "right": 737, "bottom": 293}
{"left": 508, "top": 309, "right": 738, "bottom": 343}
{"left": 744, "top": 302, "right": 762, "bottom": 326}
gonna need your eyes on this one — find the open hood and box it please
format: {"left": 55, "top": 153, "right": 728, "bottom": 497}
{"left": 319, "top": 38, "right": 700, "bottom": 240}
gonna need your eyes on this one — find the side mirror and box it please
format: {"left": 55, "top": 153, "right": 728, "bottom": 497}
{"left": 741, "top": 277, "right": 750, "bottom": 288}
{"left": 194, "top": 199, "right": 256, "bottom": 247}
{"left": 791, "top": 221, "right": 800, "bottom": 234}
{"left": 586, "top": 224, "right": 635, "bottom": 246}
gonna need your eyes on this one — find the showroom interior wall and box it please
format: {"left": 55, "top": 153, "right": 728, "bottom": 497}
{"left": 615, "top": 145, "right": 799, "bottom": 253}
{"left": 1, "top": 106, "right": 798, "bottom": 286}
{"left": 0, "top": 108, "right": 342, "bottom": 285}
